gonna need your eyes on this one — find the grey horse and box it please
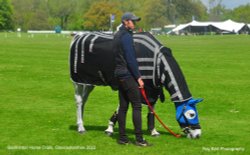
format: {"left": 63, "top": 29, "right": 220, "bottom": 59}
{"left": 69, "top": 32, "right": 202, "bottom": 138}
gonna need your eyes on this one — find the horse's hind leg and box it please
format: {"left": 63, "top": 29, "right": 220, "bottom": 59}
{"left": 74, "top": 83, "right": 94, "bottom": 133}
{"left": 105, "top": 105, "right": 119, "bottom": 136}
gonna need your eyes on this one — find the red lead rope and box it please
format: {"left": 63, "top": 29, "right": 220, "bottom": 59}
{"left": 140, "top": 88, "right": 181, "bottom": 138}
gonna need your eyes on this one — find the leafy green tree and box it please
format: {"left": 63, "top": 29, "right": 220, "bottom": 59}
{"left": 0, "top": 0, "right": 14, "bottom": 30}
{"left": 47, "top": 0, "right": 78, "bottom": 30}
{"left": 83, "top": 1, "right": 122, "bottom": 31}
{"left": 66, "top": 0, "right": 92, "bottom": 30}
{"left": 28, "top": 0, "right": 50, "bottom": 30}
{"left": 142, "top": 0, "right": 207, "bottom": 28}
{"left": 173, "top": 0, "right": 207, "bottom": 23}
{"left": 191, "top": 0, "right": 208, "bottom": 21}
{"left": 208, "top": 0, "right": 228, "bottom": 21}
{"left": 12, "top": 0, "right": 51, "bottom": 31}
{"left": 231, "top": 4, "right": 250, "bottom": 23}
{"left": 143, "top": 0, "right": 169, "bottom": 29}
{"left": 12, "top": 0, "right": 33, "bottom": 31}
{"left": 8, "top": 0, "right": 209, "bottom": 31}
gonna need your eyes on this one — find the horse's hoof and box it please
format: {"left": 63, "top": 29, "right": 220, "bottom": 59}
{"left": 150, "top": 128, "right": 160, "bottom": 137}
{"left": 105, "top": 131, "right": 113, "bottom": 136}
{"left": 151, "top": 133, "right": 160, "bottom": 137}
{"left": 78, "top": 131, "right": 85, "bottom": 134}
{"left": 78, "top": 130, "right": 86, "bottom": 134}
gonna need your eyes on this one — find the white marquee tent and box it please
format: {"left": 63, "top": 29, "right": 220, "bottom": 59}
{"left": 170, "top": 19, "right": 250, "bottom": 35}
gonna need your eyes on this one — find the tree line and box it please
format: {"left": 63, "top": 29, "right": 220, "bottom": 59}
{"left": 0, "top": 0, "right": 250, "bottom": 31}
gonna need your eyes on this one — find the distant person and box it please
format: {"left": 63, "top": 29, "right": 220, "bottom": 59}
{"left": 138, "top": 27, "right": 143, "bottom": 32}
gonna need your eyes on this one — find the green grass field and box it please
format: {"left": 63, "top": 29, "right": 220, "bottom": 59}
{"left": 0, "top": 33, "right": 249, "bottom": 155}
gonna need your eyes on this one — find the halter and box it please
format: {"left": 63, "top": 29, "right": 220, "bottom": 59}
{"left": 176, "top": 98, "right": 203, "bottom": 130}
{"left": 177, "top": 103, "right": 201, "bottom": 135}
{"left": 177, "top": 103, "right": 192, "bottom": 126}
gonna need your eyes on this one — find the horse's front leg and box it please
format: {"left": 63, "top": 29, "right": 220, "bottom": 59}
{"left": 74, "top": 83, "right": 94, "bottom": 133}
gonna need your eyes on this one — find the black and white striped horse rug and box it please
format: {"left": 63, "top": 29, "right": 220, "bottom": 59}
{"left": 70, "top": 32, "right": 116, "bottom": 87}
{"left": 69, "top": 32, "right": 168, "bottom": 103}
{"left": 70, "top": 32, "right": 162, "bottom": 88}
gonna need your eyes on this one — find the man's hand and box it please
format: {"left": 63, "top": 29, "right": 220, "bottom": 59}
{"left": 137, "top": 77, "right": 144, "bottom": 88}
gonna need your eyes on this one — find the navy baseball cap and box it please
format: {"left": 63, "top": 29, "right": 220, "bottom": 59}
{"left": 121, "top": 12, "right": 141, "bottom": 22}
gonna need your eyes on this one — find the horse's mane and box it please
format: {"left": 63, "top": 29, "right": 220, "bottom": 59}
{"left": 134, "top": 32, "right": 163, "bottom": 47}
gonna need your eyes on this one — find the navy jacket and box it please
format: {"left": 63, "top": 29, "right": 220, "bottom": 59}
{"left": 113, "top": 25, "right": 141, "bottom": 80}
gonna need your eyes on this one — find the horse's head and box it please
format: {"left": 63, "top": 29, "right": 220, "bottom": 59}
{"left": 133, "top": 32, "right": 202, "bottom": 138}
{"left": 158, "top": 46, "right": 202, "bottom": 139}
{"left": 175, "top": 98, "right": 203, "bottom": 139}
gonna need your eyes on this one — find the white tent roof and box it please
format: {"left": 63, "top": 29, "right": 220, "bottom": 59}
{"left": 171, "top": 19, "right": 247, "bottom": 34}
{"left": 212, "top": 19, "right": 245, "bottom": 32}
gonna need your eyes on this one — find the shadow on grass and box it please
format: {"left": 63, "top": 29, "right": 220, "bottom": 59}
{"left": 69, "top": 124, "right": 150, "bottom": 134}
{"left": 69, "top": 125, "right": 108, "bottom": 132}
{"left": 68, "top": 124, "right": 182, "bottom": 140}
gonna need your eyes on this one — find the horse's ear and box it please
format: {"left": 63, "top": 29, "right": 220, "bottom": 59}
{"left": 188, "top": 98, "right": 203, "bottom": 106}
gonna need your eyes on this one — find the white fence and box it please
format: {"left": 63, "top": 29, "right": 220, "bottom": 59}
{"left": 27, "top": 30, "right": 113, "bottom": 35}
{"left": 27, "top": 30, "right": 73, "bottom": 34}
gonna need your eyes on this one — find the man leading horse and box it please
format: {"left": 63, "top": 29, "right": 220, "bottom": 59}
{"left": 69, "top": 12, "right": 203, "bottom": 146}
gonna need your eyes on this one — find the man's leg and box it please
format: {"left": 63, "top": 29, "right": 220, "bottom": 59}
{"left": 117, "top": 86, "right": 129, "bottom": 142}
{"left": 125, "top": 78, "right": 143, "bottom": 142}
